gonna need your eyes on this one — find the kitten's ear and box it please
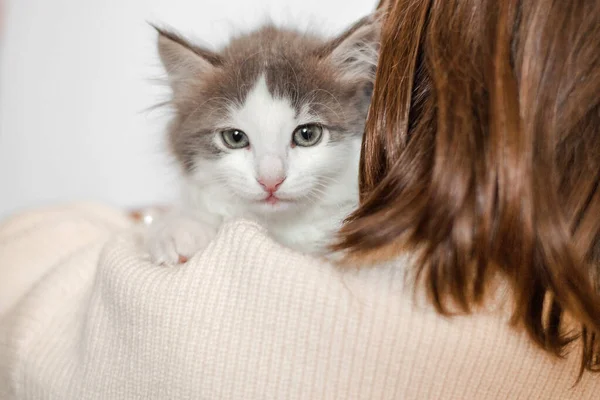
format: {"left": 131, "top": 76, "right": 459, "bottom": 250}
{"left": 151, "top": 24, "right": 222, "bottom": 95}
{"left": 319, "top": 14, "right": 381, "bottom": 82}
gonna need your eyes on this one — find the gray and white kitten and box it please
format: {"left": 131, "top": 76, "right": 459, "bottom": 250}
{"left": 147, "top": 15, "right": 379, "bottom": 264}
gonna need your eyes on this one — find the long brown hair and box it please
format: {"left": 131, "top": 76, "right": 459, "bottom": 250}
{"left": 336, "top": 0, "right": 600, "bottom": 375}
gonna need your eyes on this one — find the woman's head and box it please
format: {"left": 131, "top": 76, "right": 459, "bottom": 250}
{"left": 337, "top": 0, "right": 600, "bottom": 374}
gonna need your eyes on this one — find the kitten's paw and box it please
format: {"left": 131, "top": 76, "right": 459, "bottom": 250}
{"left": 145, "top": 217, "right": 217, "bottom": 266}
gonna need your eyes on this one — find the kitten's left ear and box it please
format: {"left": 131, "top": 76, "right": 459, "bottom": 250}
{"left": 319, "top": 14, "right": 381, "bottom": 82}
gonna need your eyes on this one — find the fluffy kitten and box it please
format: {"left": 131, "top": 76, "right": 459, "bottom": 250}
{"left": 147, "top": 15, "right": 379, "bottom": 264}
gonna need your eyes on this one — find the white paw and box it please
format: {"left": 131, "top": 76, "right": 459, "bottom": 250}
{"left": 145, "top": 216, "right": 217, "bottom": 265}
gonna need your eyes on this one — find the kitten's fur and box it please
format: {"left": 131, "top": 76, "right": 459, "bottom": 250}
{"left": 147, "top": 15, "right": 379, "bottom": 264}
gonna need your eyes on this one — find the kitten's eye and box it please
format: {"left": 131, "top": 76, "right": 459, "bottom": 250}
{"left": 221, "top": 129, "right": 250, "bottom": 149}
{"left": 292, "top": 124, "right": 323, "bottom": 147}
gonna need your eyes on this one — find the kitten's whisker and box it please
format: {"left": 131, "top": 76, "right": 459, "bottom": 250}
{"left": 301, "top": 88, "right": 344, "bottom": 112}
{"left": 282, "top": 54, "right": 301, "bottom": 107}
{"left": 317, "top": 176, "right": 342, "bottom": 185}
{"left": 183, "top": 97, "right": 233, "bottom": 126}
{"left": 235, "top": 49, "right": 265, "bottom": 91}
{"left": 306, "top": 102, "right": 343, "bottom": 121}
{"left": 309, "top": 187, "right": 329, "bottom": 196}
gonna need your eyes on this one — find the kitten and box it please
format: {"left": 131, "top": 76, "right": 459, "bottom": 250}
{"left": 147, "top": 15, "right": 379, "bottom": 264}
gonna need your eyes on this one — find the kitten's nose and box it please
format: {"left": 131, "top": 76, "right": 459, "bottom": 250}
{"left": 257, "top": 155, "right": 286, "bottom": 193}
{"left": 257, "top": 176, "right": 286, "bottom": 193}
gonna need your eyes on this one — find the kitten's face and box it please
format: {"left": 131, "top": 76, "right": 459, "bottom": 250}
{"left": 200, "top": 75, "right": 360, "bottom": 215}
{"left": 156, "top": 17, "right": 379, "bottom": 216}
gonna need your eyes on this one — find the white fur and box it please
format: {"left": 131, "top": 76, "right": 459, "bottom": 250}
{"left": 147, "top": 75, "right": 361, "bottom": 264}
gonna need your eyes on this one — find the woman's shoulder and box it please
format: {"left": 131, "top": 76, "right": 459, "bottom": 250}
{"left": 0, "top": 204, "right": 597, "bottom": 399}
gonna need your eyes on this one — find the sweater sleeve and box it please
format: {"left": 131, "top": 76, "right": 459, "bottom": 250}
{"left": 0, "top": 203, "right": 597, "bottom": 399}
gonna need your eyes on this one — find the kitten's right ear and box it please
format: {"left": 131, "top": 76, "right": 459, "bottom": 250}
{"left": 318, "top": 14, "right": 381, "bottom": 83}
{"left": 151, "top": 24, "right": 222, "bottom": 95}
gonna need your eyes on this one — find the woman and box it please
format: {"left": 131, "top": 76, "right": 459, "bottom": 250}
{"left": 1, "top": 0, "right": 598, "bottom": 398}
{"left": 337, "top": 0, "right": 600, "bottom": 377}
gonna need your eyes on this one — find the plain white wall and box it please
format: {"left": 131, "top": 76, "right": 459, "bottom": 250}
{"left": 0, "top": 0, "right": 376, "bottom": 220}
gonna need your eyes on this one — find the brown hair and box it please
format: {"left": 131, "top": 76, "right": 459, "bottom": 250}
{"left": 336, "top": 0, "right": 600, "bottom": 375}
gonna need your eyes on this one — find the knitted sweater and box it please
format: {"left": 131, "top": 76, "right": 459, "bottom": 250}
{"left": 0, "top": 203, "right": 597, "bottom": 399}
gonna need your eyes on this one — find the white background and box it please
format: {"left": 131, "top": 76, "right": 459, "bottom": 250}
{"left": 0, "top": 0, "right": 376, "bottom": 220}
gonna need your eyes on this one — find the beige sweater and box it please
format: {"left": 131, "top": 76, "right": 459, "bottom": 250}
{"left": 0, "top": 203, "right": 598, "bottom": 399}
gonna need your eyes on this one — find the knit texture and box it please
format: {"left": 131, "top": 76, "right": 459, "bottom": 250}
{"left": 0, "top": 203, "right": 598, "bottom": 399}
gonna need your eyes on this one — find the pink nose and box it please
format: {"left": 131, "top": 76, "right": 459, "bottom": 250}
{"left": 257, "top": 177, "right": 286, "bottom": 193}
